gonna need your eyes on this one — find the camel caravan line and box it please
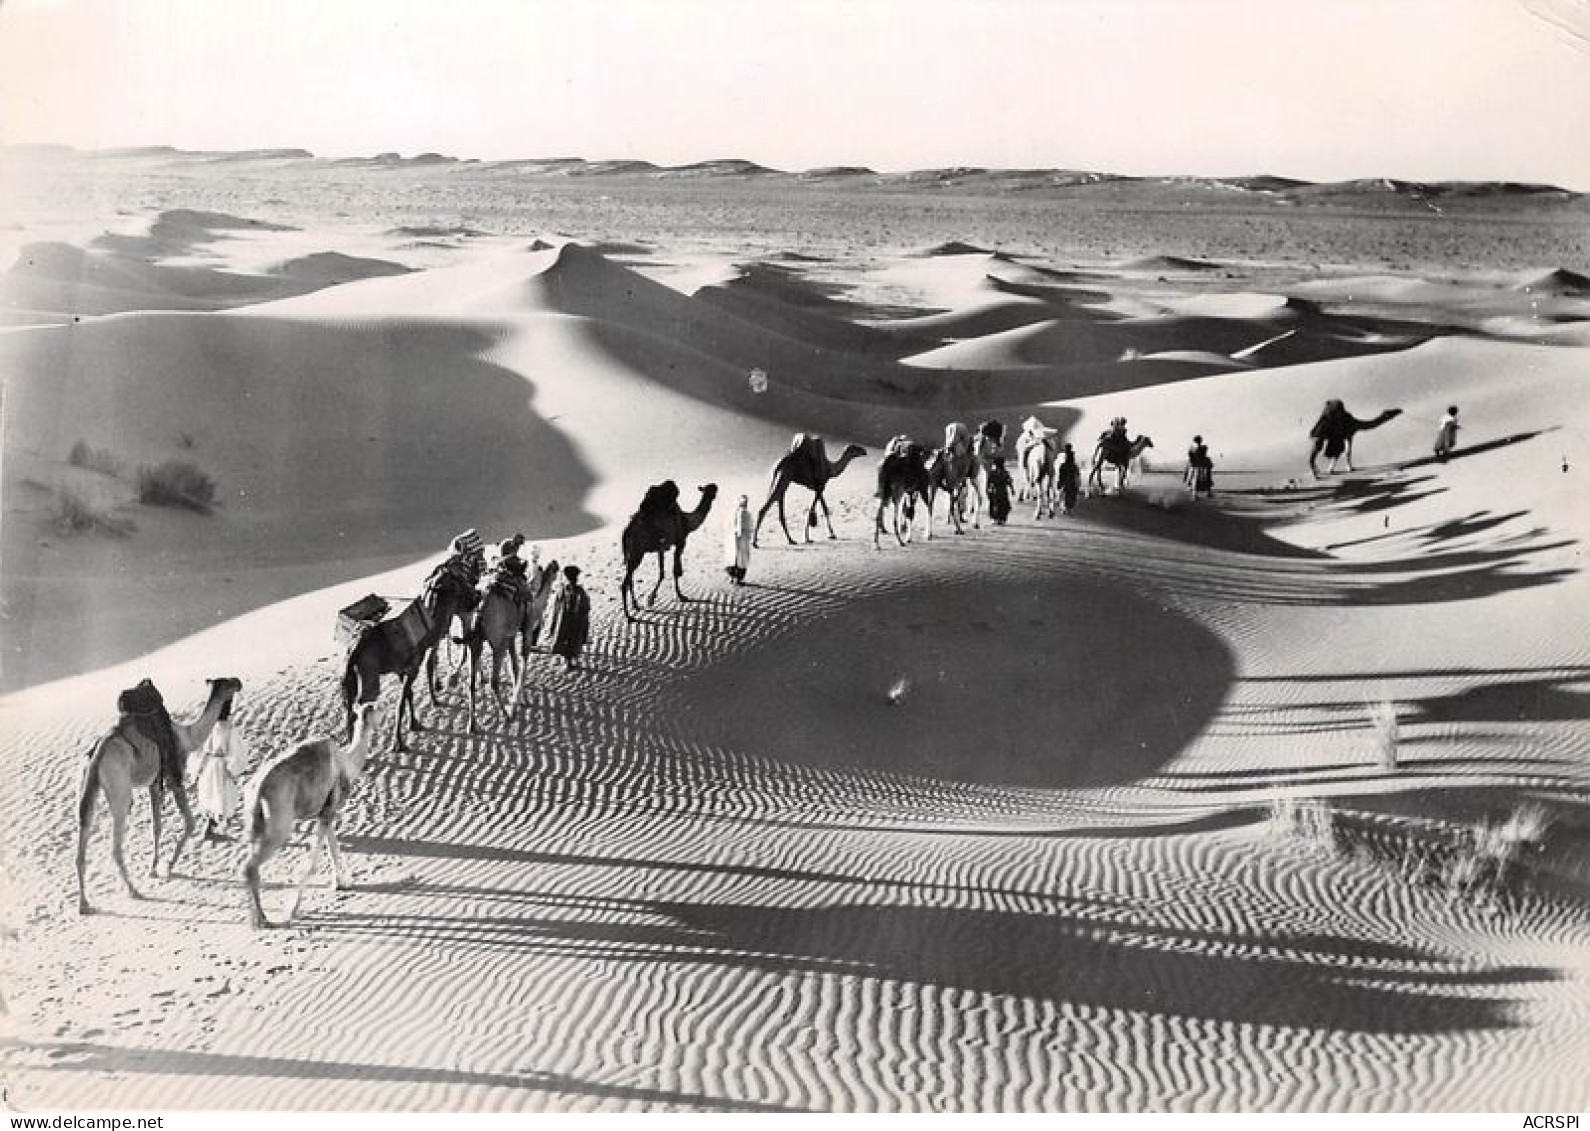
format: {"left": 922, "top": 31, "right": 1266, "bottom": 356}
{"left": 75, "top": 401, "right": 1401, "bottom": 926}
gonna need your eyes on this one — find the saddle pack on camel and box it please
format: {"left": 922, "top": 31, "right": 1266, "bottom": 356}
{"left": 337, "top": 593, "right": 431, "bottom": 657}
{"left": 114, "top": 678, "right": 183, "bottom": 790}
{"left": 639, "top": 480, "right": 681, "bottom": 521}
{"left": 485, "top": 558, "right": 532, "bottom": 606}
{"left": 789, "top": 433, "right": 826, "bottom": 460}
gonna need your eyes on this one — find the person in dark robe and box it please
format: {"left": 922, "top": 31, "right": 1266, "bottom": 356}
{"left": 1057, "top": 444, "right": 1082, "bottom": 514}
{"left": 542, "top": 564, "right": 591, "bottom": 671}
{"left": 1186, "top": 435, "right": 1214, "bottom": 498}
{"left": 986, "top": 455, "right": 1013, "bottom": 525}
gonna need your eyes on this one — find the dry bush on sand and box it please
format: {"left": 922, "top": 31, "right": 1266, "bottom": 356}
{"left": 50, "top": 487, "right": 133, "bottom": 537}
{"left": 137, "top": 459, "right": 217, "bottom": 513}
{"left": 67, "top": 439, "right": 123, "bottom": 478}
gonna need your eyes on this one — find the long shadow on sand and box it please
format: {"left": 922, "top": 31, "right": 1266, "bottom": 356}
{"left": 8, "top": 1041, "right": 793, "bottom": 1112}
{"left": 301, "top": 887, "right": 1546, "bottom": 1037}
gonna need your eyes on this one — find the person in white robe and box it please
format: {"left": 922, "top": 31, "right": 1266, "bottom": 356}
{"left": 724, "top": 494, "right": 755, "bottom": 586}
{"left": 192, "top": 698, "right": 250, "bottom": 841}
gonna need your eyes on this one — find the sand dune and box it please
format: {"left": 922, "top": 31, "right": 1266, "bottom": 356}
{"left": 3, "top": 191, "right": 1589, "bottom": 1113}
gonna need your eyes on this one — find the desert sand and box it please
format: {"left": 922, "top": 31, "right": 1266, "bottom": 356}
{"left": 1, "top": 148, "right": 1588, "bottom": 1112}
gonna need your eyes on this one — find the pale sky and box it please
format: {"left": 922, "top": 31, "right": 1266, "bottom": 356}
{"left": 2, "top": 0, "right": 1589, "bottom": 187}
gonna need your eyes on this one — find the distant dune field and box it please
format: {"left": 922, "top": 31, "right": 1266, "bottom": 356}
{"left": 2, "top": 153, "right": 1588, "bottom": 1112}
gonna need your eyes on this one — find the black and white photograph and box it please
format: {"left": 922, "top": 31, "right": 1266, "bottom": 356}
{"left": 2, "top": 0, "right": 1588, "bottom": 1114}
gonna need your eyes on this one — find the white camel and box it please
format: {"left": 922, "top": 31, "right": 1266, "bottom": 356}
{"left": 76, "top": 676, "right": 243, "bottom": 915}
{"left": 241, "top": 701, "right": 381, "bottom": 929}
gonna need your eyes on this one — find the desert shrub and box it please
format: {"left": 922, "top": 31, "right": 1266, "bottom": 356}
{"left": 1267, "top": 795, "right": 1336, "bottom": 852}
{"left": 67, "top": 439, "right": 122, "bottom": 477}
{"left": 50, "top": 487, "right": 133, "bottom": 537}
{"left": 137, "top": 459, "right": 217, "bottom": 513}
{"left": 1367, "top": 701, "right": 1401, "bottom": 770}
{"left": 1447, "top": 802, "right": 1554, "bottom": 907}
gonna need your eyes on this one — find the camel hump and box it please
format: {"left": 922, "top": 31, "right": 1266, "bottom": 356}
{"left": 789, "top": 433, "right": 828, "bottom": 464}
{"left": 641, "top": 480, "right": 681, "bottom": 515}
{"left": 116, "top": 678, "right": 165, "bottom": 717}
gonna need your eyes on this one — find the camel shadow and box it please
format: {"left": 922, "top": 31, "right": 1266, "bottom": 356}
{"left": 14, "top": 1041, "right": 793, "bottom": 1112}
{"left": 299, "top": 878, "right": 1543, "bottom": 1036}
{"left": 1398, "top": 429, "right": 1551, "bottom": 472}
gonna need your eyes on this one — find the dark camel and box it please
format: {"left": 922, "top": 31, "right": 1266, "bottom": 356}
{"left": 620, "top": 481, "right": 719, "bottom": 620}
{"left": 754, "top": 435, "right": 867, "bottom": 546}
{"left": 926, "top": 422, "right": 976, "bottom": 536}
{"left": 76, "top": 676, "right": 243, "bottom": 914}
{"left": 1309, "top": 400, "right": 1403, "bottom": 475}
{"left": 1088, "top": 433, "right": 1154, "bottom": 496}
{"left": 873, "top": 440, "right": 934, "bottom": 548}
{"left": 339, "top": 566, "right": 477, "bottom": 752}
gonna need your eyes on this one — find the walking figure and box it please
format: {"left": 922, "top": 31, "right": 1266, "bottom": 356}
{"left": 1185, "top": 435, "right": 1215, "bottom": 498}
{"left": 1434, "top": 406, "right": 1460, "bottom": 462}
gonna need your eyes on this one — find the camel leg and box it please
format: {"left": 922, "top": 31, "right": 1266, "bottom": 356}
{"left": 425, "top": 646, "right": 444, "bottom": 704}
{"left": 106, "top": 778, "right": 143, "bottom": 901}
{"left": 465, "top": 637, "right": 483, "bottom": 735}
{"left": 647, "top": 551, "right": 666, "bottom": 608}
{"left": 778, "top": 493, "right": 796, "bottom": 546}
{"left": 164, "top": 778, "right": 196, "bottom": 878}
{"left": 510, "top": 632, "right": 531, "bottom": 712}
{"left": 241, "top": 806, "right": 287, "bottom": 929}
{"left": 818, "top": 491, "right": 838, "bottom": 540}
{"left": 490, "top": 645, "right": 514, "bottom": 721}
{"left": 393, "top": 669, "right": 418, "bottom": 752}
{"left": 76, "top": 810, "right": 96, "bottom": 914}
{"left": 326, "top": 818, "right": 353, "bottom": 889}
{"left": 286, "top": 819, "right": 331, "bottom": 922}
{"left": 803, "top": 496, "right": 818, "bottom": 543}
{"left": 671, "top": 543, "right": 691, "bottom": 604}
{"left": 241, "top": 835, "right": 277, "bottom": 929}
{"left": 77, "top": 757, "right": 105, "bottom": 914}
{"left": 147, "top": 782, "right": 164, "bottom": 878}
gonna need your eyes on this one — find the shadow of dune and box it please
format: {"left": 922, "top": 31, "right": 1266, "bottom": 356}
{"left": 9, "top": 1041, "right": 792, "bottom": 1112}
{"left": 670, "top": 575, "right": 1235, "bottom": 789}
{"left": 1, "top": 315, "right": 603, "bottom": 691}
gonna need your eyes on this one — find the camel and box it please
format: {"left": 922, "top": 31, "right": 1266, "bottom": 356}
{"left": 1088, "top": 433, "right": 1155, "bottom": 496}
{"left": 340, "top": 566, "right": 477, "bottom": 753}
{"left": 922, "top": 423, "right": 975, "bottom": 538}
{"left": 754, "top": 435, "right": 868, "bottom": 546}
{"left": 620, "top": 481, "right": 720, "bottom": 620}
{"left": 1309, "top": 400, "right": 1403, "bottom": 476}
{"left": 75, "top": 676, "right": 243, "bottom": 915}
{"left": 959, "top": 421, "right": 1004, "bottom": 526}
{"left": 873, "top": 439, "right": 933, "bottom": 548}
{"left": 464, "top": 559, "right": 558, "bottom": 731}
{"left": 241, "top": 701, "right": 381, "bottom": 929}
{"left": 1022, "top": 438, "right": 1059, "bottom": 519}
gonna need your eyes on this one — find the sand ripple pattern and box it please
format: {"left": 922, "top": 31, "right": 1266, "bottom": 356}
{"left": 5, "top": 499, "right": 1589, "bottom": 1111}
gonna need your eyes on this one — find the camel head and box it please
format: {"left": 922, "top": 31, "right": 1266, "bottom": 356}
{"left": 698, "top": 484, "right": 719, "bottom": 505}
{"left": 206, "top": 676, "right": 244, "bottom": 701}
{"left": 841, "top": 444, "right": 868, "bottom": 462}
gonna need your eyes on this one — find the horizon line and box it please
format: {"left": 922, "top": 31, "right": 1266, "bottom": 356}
{"left": 3, "top": 141, "right": 1584, "bottom": 195}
